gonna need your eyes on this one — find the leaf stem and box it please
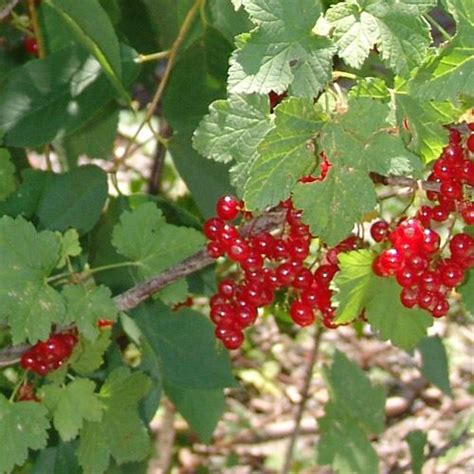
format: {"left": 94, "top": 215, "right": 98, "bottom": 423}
{"left": 134, "top": 50, "right": 170, "bottom": 64}
{"left": 332, "top": 70, "right": 357, "bottom": 81}
{"left": 424, "top": 13, "right": 452, "bottom": 42}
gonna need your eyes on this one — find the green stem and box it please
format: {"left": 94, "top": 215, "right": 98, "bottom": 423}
{"left": 47, "top": 261, "right": 140, "bottom": 284}
{"left": 424, "top": 14, "right": 452, "bottom": 42}
{"left": 332, "top": 70, "right": 357, "bottom": 81}
{"left": 134, "top": 50, "right": 170, "bottom": 64}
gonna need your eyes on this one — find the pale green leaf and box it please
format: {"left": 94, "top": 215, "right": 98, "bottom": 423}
{"left": 56, "top": 229, "right": 82, "bottom": 268}
{"left": 77, "top": 368, "right": 151, "bottom": 473}
{"left": 406, "top": 430, "right": 427, "bottom": 474}
{"left": 112, "top": 202, "right": 205, "bottom": 301}
{"left": 41, "top": 379, "right": 103, "bottom": 442}
{"left": 0, "top": 216, "right": 65, "bottom": 344}
{"left": 0, "top": 149, "right": 16, "bottom": 201}
{"left": 244, "top": 97, "right": 325, "bottom": 210}
{"left": 228, "top": 0, "right": 336, "bottom": 97}
{"left": 0, "top": 394, "right": 50, "bottom": 473}
{"left": 63, "top": 285, "right": 118, "bottom": 340}
{"left": 70, "top": 331, "right": 112, "bottom": 375}
{"left": 193, "top": 93, "right": 273, "bottom": 193}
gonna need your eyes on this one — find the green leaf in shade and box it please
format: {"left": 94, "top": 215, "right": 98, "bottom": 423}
{"left": 293, "top": 97, "right": 421, "bottom": 244}
{"left": 228, "top": 0, "right": 335, "bottom": 97}
{"left": 0, "top": 394, "right": 50, "bottom": 474}
{"left": 31, "top": 442, "right": 82, "bottom": 474}
{"left": 316, "top": 351, "right": 385, "bottom": 474}
{"left": 410, "top": 0, "right": 474, "bottom": 101}
{"left": 112, "top": 202, "right": 205, "bottom": 302}
{"left": 55, "top": 228, "right": 82, "bottom": 268}
{"left": 77, "top": 368, "right": 151, "bottom": 474}
{"left": 165, "top": 382, "right": 226, "bottom": 443}
{"left": 459, "top": 269, "right": 473, "bottom": 315}
{"left": 133, "top": 301, "right": 237, "bottom": 390}
{"left": 417, "top": 336, "right": 452, "bottom": 396}
{"left": 0, "top": 169, "right": 54, "bottom": 219}
{"left": 164, "top": 28, "right": 235, "bottom": 216}
{"left": 332, "top": 250, "right": 433, "bottom": 350}
{"left": 70, "top": 331, "right": 112, "bottom": 376}
{"left": 61, "top": 104, "right": 119, "bottom": 166}
{"left": 0, "top": 215, "right": 65, "bottom": 344}
{"left": 0, "top": 45, "right": 138, "bottom": 148}
{"left": 325, "top": 0, "right": 431, "bottom": 76}
{"left": 63, "top": 285, "right": 118, "bottom": 340}
{"left": 37, "top": 165, "right": 108, "bottom": 234}
{"left": 406, "top": 430, "right": 427, "bottom": 474}
{"left": 41, "top": 379, "right": 103, "bottom": 442}
{"left": 45, "top": 0, "right": 129, "bottom": 101}
{"left": 244, "top": 97, "right": 324, "bottom": 210}
{"left": 193, "top": 93, "right": 273, "bottom": 194}
{"left": 0, "top": 148, "right": 16, "bottom": 201}
{"left": 208, "top": 0, "right": 251, "bottom": 42}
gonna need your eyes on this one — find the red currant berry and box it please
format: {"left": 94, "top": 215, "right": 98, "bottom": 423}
{"left": 395, "top": 267, "right": 420, "bottom": 287}
{"left": 207, "top": 240, "right": 224, "bottom": 258}
{"left": 216, "top": 195, "right": 240, "bottom": 220}
{"left": 218, "top": 279, "right": 237, "bottom": 298}
{"left": 400, "top": 287, "right": 419, "bottom": 308}
{"left": 314, "top": 264, "right": 338, "bottom": 287}
{"left": 289, "top": 301, "right": 315, "bottom": 327}
{"left": 24, "top": 36, "right": 38, "bottom": 56}
{"left": 467, "top": 134, "right": 474, "bottom": 153}
{"left": 370, "top": 220, "right": 389, "bottom": 242}
{"left": 292, "top": 268, "right": 314, "bottom": 289}
{"left": 234, "top": 300, "right": 258, "bottom": 328}
{"left": 203, "top": 217, "right": 225, "bottom": 240}
{"left": 460, "top": 202, "right": 474, "bottom": 224}
{"left": 227, "top": 237, "right": 250, "bottom": 262}
{"left": 439, "top": 261, "right": 464, "bottom": 287}
{"left": 222, "top": 330, "right": 244, "bottom": 350}
{"left": 421, "top": 228, "right": 440, "bottom": 254}
{"left": 432, "top": 298, "right": 449, "bottom": 318}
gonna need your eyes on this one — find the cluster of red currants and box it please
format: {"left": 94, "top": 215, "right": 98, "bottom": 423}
{"left": 20, "top": 332, "right": 78, "bottom": 376}
{"left": 371, "top": 125, "right": 474, "bottom": 317}
{"left": 204, "top": 196, "right": 362, "bottom": 349}
{"left": 424, "top": 125, "right": 474, "bottom": 224}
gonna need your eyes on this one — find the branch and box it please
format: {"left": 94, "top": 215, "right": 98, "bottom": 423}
{"left": 0, "top": 0, "right": 20, "bottom": 20}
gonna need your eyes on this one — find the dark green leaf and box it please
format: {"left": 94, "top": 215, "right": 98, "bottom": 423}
{"left": 406, "top": 430, "right": 427, "bottom": 474}
{"left": 37, "top": 165, "right": 108, "bottom": 234}
{"left": 418, "top": 336, "right": 452, "bottom": 396}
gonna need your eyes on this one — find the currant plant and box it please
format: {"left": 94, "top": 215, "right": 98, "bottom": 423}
{"left": 0, "top": 0, "right": 472, "bottom": 473}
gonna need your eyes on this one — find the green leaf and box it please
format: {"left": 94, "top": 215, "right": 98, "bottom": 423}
{"left": 0, "top": 215, "right": 65, "bottom": 344}
{"left": 134, "top": 301, "right": 237, "bottom": 390}
{"left": 332, "top": 250, "right": 433, "bottom": 350}
{"left": 61, "top": 104, "right": 119, "bottom": 166}
{"left": 406, "top": 430, "right": 427, "bottom": 474}
{"left": 459, "top": 269, "right": 473, "bottom": 315}
{"left": 165, "top": 383, "right": 225, "bottom": 443}
{"left": 112, "top": 202, "right": 205, "bottom": 301}
{"left": 31, "top": 442, "right": 82, "bottom": 474}
{"left": 418, "top": 336, "right": 452, "bottom": 396}
{"left": 70, "top": 331, "right": 112, "bottom": 375}
{"left": 37, "top": 165, "right": 108, "bottom": 234}
{"left": 0, "top": 148, "right": 16, "bottom": 201}
{"left": 77, "top": 368, "right": 151, "bottom": 473}
{"left": 395, "top": 94, "right": 452, "bottom": 162}
{"left": 41, "top": 379, "right": 103, "bottom": 442}
{"left": 0, "top": 169, "right": 54, "bottom": 219}
{"left": 56, "top": 229, "right": 82, "bottom": 268}
{"left": 193, "top": 93, "right": 273, "bottom": 194}
{"left": 316, "top": 351, "right": 385, "bottom": 473}
{"left": 293, "top": 97, "right": 421, "bottom": 244}
{"left": 0, "top": 45, "right": 138, "bottom": 147}
{"left": 208, "top": 0, "right": 251, "bottom": 42}
{"left": 325, "top": 0, "right": 431, "bottom": 76}
{"left": 0, "top": 394, "right": 50, "bottom": 473}
{"left": 228, "top": 0, "right": 336, "bottom": 97}
{"left": 45, "top": 0, "right": 129, "bottom": 102}
{"left": 244, "top": 97, "right": 324, "bottom": 210}
{"left": 293, "top": 168, "right": 377, "bottom": 245}
{"left": 63, "top": 285, "right": 118, "bottom": 340}
{"left": 410, "top": 0, "right": 474, "bottom": 101}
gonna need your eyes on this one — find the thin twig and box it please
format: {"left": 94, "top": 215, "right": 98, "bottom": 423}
{"left": 280, "top": 327, "right": 323, "bottom": 474}
{"left": 117, "top": 0, "right": 202, "bottom": 167}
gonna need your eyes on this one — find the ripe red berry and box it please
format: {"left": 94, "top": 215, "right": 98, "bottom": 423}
{"left": 439, "top": 261, "right": 464, "bottom": 287}
{"left": 203, "top": 217, "right": 225, "bottom": 240}
{"left": 370, "top": 220, "right": 389, "bottom": 242}
{"left": 467, "top": 134, "right": 474, "bottom": 152}
{"left": 289, "top": 301, "right": 315, "bottom": 326}
{"left": 24, "top": 36, "right": 39, "bottom": 56}
{"left": 216, "top": 195, "right": 241, "bottom": 220}
{"left": 400, "top": 287, "right": 419, "bottom": 308}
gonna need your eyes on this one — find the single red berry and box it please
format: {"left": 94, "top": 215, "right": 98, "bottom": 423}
{"left": 417, "top": 289, "right": 438, "bottom": 311}
{"left": 416, "top": 206, "right": 433, "bottom": 226}
{"left": 222, "top": 330, "right": 244, "bottom": 350}
{"left": 314, "top": 264, "right": 338, "bottom": 287}
{"left": 439, "top": 261, "right": 464, "bottom": 287}
{"left": 292, "top": 268, "right": 314, "bottom": 289}
{"left": 273, "top": 239, "right": 290, "bottom": 260}
{"left": 207, "top": 240, "right": 224, "bottom": 259}
{"left": 449, "top": 233, "right": 474, "bottom": 260}
{"left": 406, "top": 254, "right": 429, "bottom": 274}
{"left": 460, "top": 202, "right": 474, "bottom": 224}
{"left": 275, "top": 262, "right": 297, "bottom": 287}
{"left": 370, "top": 220, "right": 389, "bottom": 242}
{"left": 421, "top": 228, "right": 440, "bottom": 254}
{"left": 443, "top": 143, "right": 463, "bottom": 161}
{"left": 400, "top": 287, "right": 419, "bottom": 308}
{"left": 440, "top": 178, "right": 462, "bottom": 200}
{"left": 203, "top": 217, "right": 225, "bottom": 240}
{"left": 210, "top": 303, "right": 236, "bottom": 325}
{"left": 234, "top": 300, "right": 258, "bottom": 328}
{"left": 431, "top": 205, "right": 450, "bottom": 222}
{"left": 98, "top": 319, "right": 114, "bottom": 329}
{"left": 467, "top": 134, "right": 474, "bottom": 153}
{"left": 218, "top": 279, "right": 237, "bottom": 298}
{"left": 24, "top": 36, "right": 38, "bottom": 56}
{"left": 227, "top": 237, "right": 250, "bottom": 262}
{"left": 251, "top": 232, "right": 275, "bottom": 257}
{"left": 289, "top": 300, "right": 315, "bottom": 327}
{"left": 216, "top": 195, "right": 241, "bottom": 220}
{"left": 419, "top": 270, "right": 442, "bottom": 293}
{"left": 432, "top": 298, "right": 449, "bottom": 318}
{"left": 240, "top": 251, "right": 264, "bottom": 272}
{"left": 288, "top": 237, "right": 309, "bottom": 261}
{"left": 377, "top": 248, "right": 405, "bottom": 275}
{"left": 395, "top": 267, "right": 420, "bottom": 288}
